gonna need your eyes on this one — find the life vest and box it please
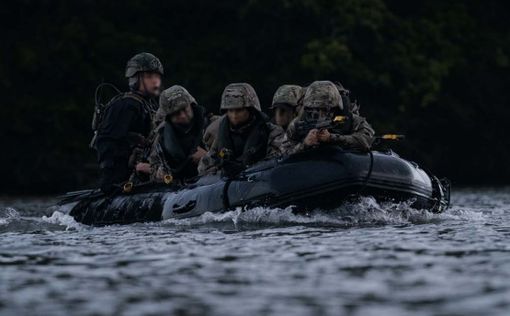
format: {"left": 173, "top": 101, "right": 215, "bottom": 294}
{"left": 159, "top": 105, "right": 206, "bottom": 178}
{"left": 216, "top": 111, "right": 270, "bottom": 166}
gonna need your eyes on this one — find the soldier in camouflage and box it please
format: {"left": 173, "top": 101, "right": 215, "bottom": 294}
{"left": 202, "top": 114, "right": 223, "bottom": 151}
{"left": 271, "top": 84, "right": 304, "bottom": 130}
{"left": 283, "top": 80, "right": 374, "bottom": 154}
{"left": 94, "top": 52, "right": 163, "bottom": 193}
{"left": 198, "top": 83, "right": 284, "bottom": 177}
{"left": 141, "top": 85, "right": 207, "bottom": 184}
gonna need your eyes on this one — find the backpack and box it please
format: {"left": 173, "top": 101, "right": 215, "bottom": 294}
{"left": 334, "top": 81, "right": 360, "bottom": 116}
{"left": 89, "top": 83, "right": 146, "bottom": 149}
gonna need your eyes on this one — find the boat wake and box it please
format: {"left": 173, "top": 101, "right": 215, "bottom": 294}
{"left": 0, "top": 206, "right": 84, "bottom": 233}
{"left": 159, "top": 196, "right": 484, "bottom": 230}
{"left": 1, "top": 196, "right": 486, "bottom": 233}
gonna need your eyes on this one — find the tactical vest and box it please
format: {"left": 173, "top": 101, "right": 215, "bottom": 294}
{"left": 159, "top": 105, "right": 206, "bottom": 178}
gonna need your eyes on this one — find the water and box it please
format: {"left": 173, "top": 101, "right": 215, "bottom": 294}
{"left": 1, "top": 189, "right": 509, "bottom": 316}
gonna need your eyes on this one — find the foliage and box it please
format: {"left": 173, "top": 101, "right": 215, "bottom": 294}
{"left": 1, "top": 0, "right": 508, "bottom": 193}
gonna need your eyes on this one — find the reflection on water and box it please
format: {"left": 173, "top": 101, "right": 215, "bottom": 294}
{"left": 1, "top": 188, "right": 509, "bottom": 315}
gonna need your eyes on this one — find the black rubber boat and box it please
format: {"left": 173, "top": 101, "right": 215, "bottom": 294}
{"left": 59, "top": 147, "right": 451, "bottom": 226}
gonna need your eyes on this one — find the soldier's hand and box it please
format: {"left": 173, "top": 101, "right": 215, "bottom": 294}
{"left": 304, "top": 129, "right": 319, "bottom": 146}
{"left": 155, "top": 168, "right": 167, "bottom": 182}
{"left": 318, "top": 129, "right": 331, "bottom": 143}
{"left": 191, "top": 146, "right": 207, "bottom": 163}
{"left": 135, "top": 162, "right": 151, "bottom": 174}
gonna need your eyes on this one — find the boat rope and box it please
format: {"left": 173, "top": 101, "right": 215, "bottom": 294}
{"left": 357, "top": 150, "right": 374, "bottom": 195}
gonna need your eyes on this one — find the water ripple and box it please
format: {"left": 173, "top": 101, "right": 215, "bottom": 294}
{"left": 0, "top": 189, "right": 509, "bottom": 315}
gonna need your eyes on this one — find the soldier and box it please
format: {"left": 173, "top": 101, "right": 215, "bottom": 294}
{"left": 198, "top": 83, "right": 284, "bottom": 177}
{"left": 271, "top": 84, "right": 304, "bottom": 130}
{"left": 202, "top": 114, "right": 223, "bottom": 151}
{"left": 283, "top": 80, "right": 374, "bottom": 154}
{"left": 143, "top": 85, "right": 207, "bottom": 184}
{"left": 94, "top": 52, "right": 163, "bottom": 193}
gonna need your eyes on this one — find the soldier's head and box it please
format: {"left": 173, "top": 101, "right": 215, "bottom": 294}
{"left": 157, "top": 85, "right": 196, "bottom": 126}
{"left": 302, "top": 80, "right": 343, "bottom": 120}
{"left": 125, "top": 52, "right": 163, "bottom": 97}
{"left": 220, "top": 83, "right": 261, "bottom": 127}
{"left": 271, "top": 84, "right": 304, "bottom": 129}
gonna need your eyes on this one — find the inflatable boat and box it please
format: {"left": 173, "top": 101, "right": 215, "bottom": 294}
{"left": 59, "top": 147, "right": 451, "bottom": 226}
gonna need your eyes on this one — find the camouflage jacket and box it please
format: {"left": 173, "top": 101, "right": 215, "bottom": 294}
{"left": 147, "top": 122, "right": 169, "bottom": 182}
{"left": 198, "top": 117, "right": 284, "bottom": 175}
{"left": 203, "top": 114, "right": 223, "bottom": 151}
{"left": 147, "top": 115, "right": 205, "bottom": 183}
{"left": 282, "top": 113, "right": 375, "bottom": 155}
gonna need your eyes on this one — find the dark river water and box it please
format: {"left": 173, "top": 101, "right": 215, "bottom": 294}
{"left": 1, "top": 188, "right": 509, "bottom": 316}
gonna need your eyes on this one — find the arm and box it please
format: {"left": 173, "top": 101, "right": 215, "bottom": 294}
{"left": 198, "top": 139, "right": 220, "bottom": 176}
{"left": 147, "top": 130, "right": 171, "bottom": 183}
{"left": 329, "top": 115, "right": 375, "bottom": 151}
{"left": 266, "top": 123, "right": 285, "bottom": 158}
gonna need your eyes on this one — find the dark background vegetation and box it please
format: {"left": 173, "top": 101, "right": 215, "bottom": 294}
{"left": 1, "top": 0, "right": 509, "bottom": 194}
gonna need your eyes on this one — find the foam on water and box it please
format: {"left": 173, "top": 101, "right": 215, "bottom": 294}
{"left": 160, "top": 196, "right": 480, "bottom": 229}
{"left": 41, "top": 211, "right": 84, "bottom": 231}
{"left": 2, "top": 195, "right": 488, "bottom": 233}
{"left": 0, "top": 207, "right": 84, "bottom": 233}
{"left": 0, "top": 207, "right": 20, "bottom": 225}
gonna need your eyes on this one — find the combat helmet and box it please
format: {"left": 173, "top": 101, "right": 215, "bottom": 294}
{"left": 302, "top": 81, "right": 343, "bottom": 110}
{"left": 125, "top": 52, "right": 164, "bottom": 78}
{"left": 220, "top": 83, "right": 261, "bottom": 112}
{"left": 271, "top": 85, "right": 304, "bottom": 109}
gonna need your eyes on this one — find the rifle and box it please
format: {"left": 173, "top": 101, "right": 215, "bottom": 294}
{"left": 372, "top": 134, "right": 406, "bottom": 151}
{"left": 373, "top": 134, "right": 405, "bottom": 144}
{"left": 294, "top": 115, "right": 348, "bottom": 139}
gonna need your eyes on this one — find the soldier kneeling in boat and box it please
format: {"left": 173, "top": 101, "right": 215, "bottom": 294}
{"left": 283, "top": 80, "right": 375, "bottom": 154}
{"left": 198, "top": 83, "right": 284, "bottom": 177}
{"left": 138, "top": 85, "right": 208, "bottom": 185}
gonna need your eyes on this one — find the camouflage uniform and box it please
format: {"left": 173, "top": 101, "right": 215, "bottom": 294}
{"left": 148, "top": 85, "right": 206, "bottom": 183}
{"left": 283, "top": 80, "right": 374, "bottom": 154}
{"left": 203, "top": 114, "right": 223, "bottom": 151}
{"left": 198, "top": 83, "right": 284, "bottom": 176}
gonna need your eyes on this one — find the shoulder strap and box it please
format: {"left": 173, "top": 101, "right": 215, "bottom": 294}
{"left": 122, "top": 92, "right": 146, "bottom": 104}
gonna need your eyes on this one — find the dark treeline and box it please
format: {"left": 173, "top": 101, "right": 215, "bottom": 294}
{"left": 1, "top": 0, "right": 509, "bottom": 193}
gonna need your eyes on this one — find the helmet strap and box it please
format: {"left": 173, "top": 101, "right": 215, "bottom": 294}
{"left": 128, "top": 74, "right": 140, "bottom": 91}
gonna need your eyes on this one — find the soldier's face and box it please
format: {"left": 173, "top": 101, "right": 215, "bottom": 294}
{"left": 140, "top": 72, "right": 162, "bottom": 96}
{"left": 274, "top": 106, "right": 295, "bottom": 128}
{"left": 170, "top": 104, "right": 194, "bottom": 125}
{"left": 305, "top": 107, "right": 331, "bottom": 120}
{"left": 227, "top": 108, "right": 250, "bottom": 126}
